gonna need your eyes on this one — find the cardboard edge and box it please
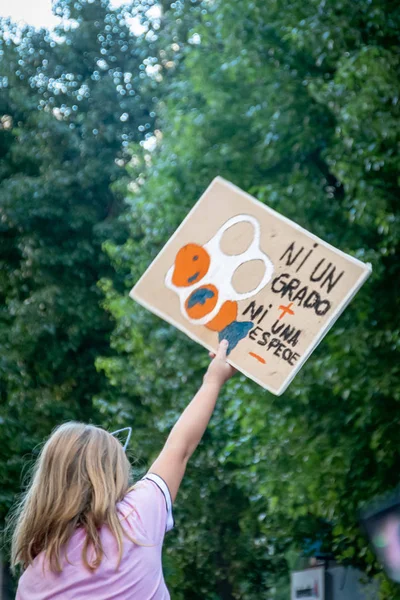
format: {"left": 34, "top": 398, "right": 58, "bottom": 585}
{"left": 213, "top": 176, "right": 373, "bottom": 271}
{"left": 274, "top": 264, "right": 372, "bottom": 395}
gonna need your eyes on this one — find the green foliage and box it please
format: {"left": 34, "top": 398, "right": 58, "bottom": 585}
{"left": 100, "top": 0, "right": 400, "bottom": 598}
{"left": 0, "top": 0, "right": 154, "bottom": 521}
{"left": 1, "top": 0, "right": 399, "bottom": 598}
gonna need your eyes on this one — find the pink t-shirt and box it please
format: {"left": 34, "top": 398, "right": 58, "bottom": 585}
{"left": 16, "top": 474, "right": 174, "bottom": 600}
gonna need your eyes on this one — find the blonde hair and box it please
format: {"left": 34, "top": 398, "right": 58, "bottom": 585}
{"left": 10, "top": 422, "right": 134, "bottom": 573}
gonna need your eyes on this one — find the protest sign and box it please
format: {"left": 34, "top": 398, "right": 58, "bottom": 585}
{"left": 130, "top": 177, "right": 371, "bottom": 395}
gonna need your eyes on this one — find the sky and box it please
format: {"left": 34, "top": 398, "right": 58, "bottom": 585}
{"left": 0, "top": 0, "right": 60, "bottom": 29}
{"left": 0, "top": 0, "right": 139, "bottom": 30}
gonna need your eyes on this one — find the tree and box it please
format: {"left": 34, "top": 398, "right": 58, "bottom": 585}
{"left": 99, "top": 0, "right": 400, "bottom": 597}
{"left": 0, "top": 0, "right": 156, "bottom": 529}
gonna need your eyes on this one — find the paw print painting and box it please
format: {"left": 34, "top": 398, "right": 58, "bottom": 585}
{"left": 131, "top": 177, "right": 371, "bottom": 394}
{"left": 165, "top": 215, "right": 274, "bottom": 355}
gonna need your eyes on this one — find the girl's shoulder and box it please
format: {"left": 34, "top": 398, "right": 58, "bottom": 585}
{"left": 117, "top": 474, "right": 174, "bottom": 544}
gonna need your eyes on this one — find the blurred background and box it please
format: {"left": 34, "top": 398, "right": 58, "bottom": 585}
{"left": 0, "top": 0, "right": 399, "bottom": 598}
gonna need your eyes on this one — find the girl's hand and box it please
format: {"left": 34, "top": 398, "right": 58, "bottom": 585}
{"left": 203, "top": 340, "right": 236, "bottom": 388}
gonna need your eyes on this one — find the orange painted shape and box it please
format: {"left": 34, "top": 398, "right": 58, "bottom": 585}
{"left": 249, "top": 352, "right": 266, "bottom": 364}
{"left": 172, "top": 244, "right": 210, "bottom": 287}
{"left": 278, "top": 302, "right": 295, "bottom": 320}
{"left": 206, "top": 300, "right": 238, "bottom": 332}
{"left": 185, "top": 284, "right": 218, "bottom": 320}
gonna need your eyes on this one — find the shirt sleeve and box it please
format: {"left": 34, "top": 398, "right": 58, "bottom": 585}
{"left": 119, "top": 473, "right": 174, "bottom": 545}
{"left": 143, "top": 473, "right": 174, "bottom": 533}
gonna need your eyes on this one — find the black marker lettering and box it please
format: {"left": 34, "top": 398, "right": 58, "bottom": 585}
{"left": 296, "top": 243, "right": 318, "bottom": 272}
{"left": 280, "top": 242, "right": 304, "bottom": 266}
{"left": 315, "top": 300, "right": 331, "bottom": 316}
{"left": 304, "top": 291, "right": 320, "bottom": 309}
{"left": 249, "top": 326, "right": 263, "bottom": 340}
{"left": 284, "top": 278, "right": 301, "bottom": 300}
{"left": 268, "top": 338, "right": 280, "bottom": 351}
{"left": 322, "top": 266, "right": 344, "bottom": 294}
{"left": 243, "top": 301, "right": 264, "bottom": 321}
{"left": 257, "top": 331, "right": 270, "bottom": 347}
{"left": 287, "top": 329, "right": 301, "bottom": 347}
{"left": 292, "top": 286, "right": 308, "bottom": 305}
{"left": 282, "top": 348, "right": 293, "bottom": 361}
{"left": 310, "top": 259, "right": 331, "bottom": 284}
{"left": 274, "top": 342, "right": 285, "bottom": 358}
{"left": 271, "top": 273, "right": 290, "bottom": 293}
{"left": 271, "top": 320, "right": 284, "bottom": 335}
{"left": 257, "top": 304, "right": 272, "bottom": 325}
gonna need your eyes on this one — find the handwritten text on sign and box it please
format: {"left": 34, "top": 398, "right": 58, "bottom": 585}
{"left": 130, "top": 177, "right": 371, "bottom": 394}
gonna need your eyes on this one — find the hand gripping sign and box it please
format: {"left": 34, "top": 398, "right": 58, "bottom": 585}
{"left": 130, "top": 177, "right": 371, "bottom": 395}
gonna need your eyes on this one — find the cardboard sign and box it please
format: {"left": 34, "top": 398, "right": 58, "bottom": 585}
{"left": 130, "top": 177, "right": 371, "bottom": 395}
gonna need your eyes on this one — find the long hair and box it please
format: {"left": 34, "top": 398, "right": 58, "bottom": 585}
{"left": 10, "top": 422, "right": 133, "bottom": 573}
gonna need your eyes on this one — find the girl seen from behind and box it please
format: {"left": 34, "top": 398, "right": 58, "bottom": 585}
{"left": 11, "top": 340, "right": 234, "bottom": 599}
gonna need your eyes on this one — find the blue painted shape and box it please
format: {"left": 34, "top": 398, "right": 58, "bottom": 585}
{"left": 218, "top": 320, "right": 253, "bottom": 354}
{"left": 187, "top": 271, "right": 200, "bottom": 284}
{"left": 187, "top": 287, "right": 215, "bottom": 308}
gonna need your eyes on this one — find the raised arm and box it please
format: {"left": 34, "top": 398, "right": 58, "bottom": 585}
{"left": 149, "top": 340, "right": 235, "bottom": 502}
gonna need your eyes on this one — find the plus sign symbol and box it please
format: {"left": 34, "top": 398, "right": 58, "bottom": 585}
{"left": 278, "top": 302, "right": 295, "bottom": 320}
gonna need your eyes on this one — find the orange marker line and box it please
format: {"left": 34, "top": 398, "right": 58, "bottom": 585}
{"left": 278, "top": 302, "right": 295, "bottom": 320}
{"left": 249, "top": 352, "right": 266, "bottom": 364}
